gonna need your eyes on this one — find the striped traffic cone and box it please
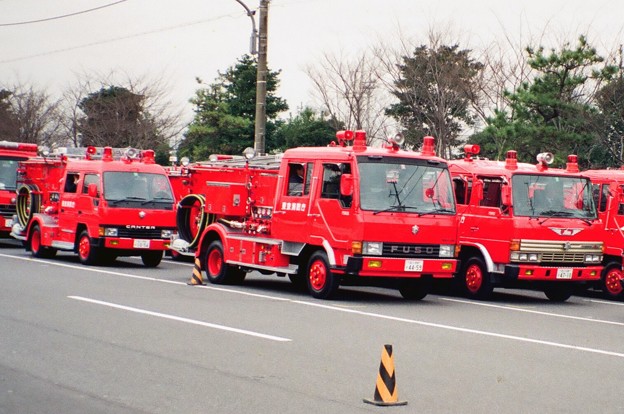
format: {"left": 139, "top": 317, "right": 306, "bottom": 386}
{"left": 363, "top": 344, "right": 407, "bottom": 406}
{"left": 187, "top": 257, "right": 205, "bottom": 285}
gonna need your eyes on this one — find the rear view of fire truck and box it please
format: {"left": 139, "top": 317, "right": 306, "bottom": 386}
{"left": 172, "top": 130, "right": 459, "bottom": 300}
{"left": 449, "top": 146, "right": 604, "bottom": 301}
{"left": 0, "top": 141, "right": 38, "bottom": 237}
{"left": 11, "top": 146, "right": 177, "bottom": 267}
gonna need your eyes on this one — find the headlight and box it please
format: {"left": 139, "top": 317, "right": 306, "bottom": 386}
{"left": 528, "top": 253, "right": 539, "bottom": 262}
{"left": 363, "top": 242, "right": 383, "bottom": 255}
{"left": 510, "top": 252, "right": 519, "bottom": 261}
{"left": 161, "top": 229, "right": 175, "bottom": 238}
{"left": 584, "top": 254, "right": 601, "bottom": 263}
{"left": 439, "top": 245, "right": 454, "bottom": 258}
{"left": 104, "top": 228, "right": 118, "bottom": 237}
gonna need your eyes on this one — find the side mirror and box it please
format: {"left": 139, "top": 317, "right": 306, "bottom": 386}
{"left": 472, "top": 180, "right": 484, "bottom": 203}
{"left": 501, "top": 185, "right": 511, "bottom": 206}
{"left": 340, "top": 173, "right": 354, "bottom": 197}
{"left": 87, "top": 183, "right": 98, "bottom": 198}
{"left": 425, "top": 188, "right": 435, "bottom": 199}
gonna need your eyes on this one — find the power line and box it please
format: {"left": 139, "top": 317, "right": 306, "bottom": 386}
{"left": 0, "top": 14, "right": 238, "bottom": 64}
{"left": 0, "top": 0, "right": 129, "bottom": 26}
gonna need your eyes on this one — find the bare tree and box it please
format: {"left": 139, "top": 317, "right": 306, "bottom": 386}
{"left": 0, "top": 82, "right": 62, "bottom": 146}
{"left": 306, "top": 51, "right": 395, "bottom": 145}
{"left": 60, "top": 71, "right": 185, "bottom": 152}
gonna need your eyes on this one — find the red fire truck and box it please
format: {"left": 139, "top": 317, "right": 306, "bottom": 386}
{"left": 10, "top": 146, "right": 177, "bottom": 267}
{"left": 171, "top": 130, "right": 459, "bottom": 300}
{"left": 582, "top": 169, "right": 624, "bottom": 299}
{"left": 0, "top": 141, "right": 38, "bottom": 237}
{"left": 449, "top": 146, "right": 604, "bottom": 301}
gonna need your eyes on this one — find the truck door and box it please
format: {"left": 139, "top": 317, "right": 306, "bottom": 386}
{"left": 459, "top": 176, "right": 510, "bottom": 263}
{"left": 309, "top": 162, "right": 353, "bottom": 245}
{"left": 272, "top": 162, "right": 315, "bottom": 240}
{"left": 58, "top": 172, "right": 81, "bottom": 243}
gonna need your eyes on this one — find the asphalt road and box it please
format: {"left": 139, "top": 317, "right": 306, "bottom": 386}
{"left": 1, "top": 239, "right": 624, "bottom": 414}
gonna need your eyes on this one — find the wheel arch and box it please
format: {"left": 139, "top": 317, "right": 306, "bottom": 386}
{"left": 458, "top": 243, "right": 494, "bottom": 272}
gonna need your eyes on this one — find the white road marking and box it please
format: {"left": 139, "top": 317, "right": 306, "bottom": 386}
{"left": 290, "top": 300, "right": 624, "bottom": 359}
{"left": 68, "top": 295, "right": 291, "bottom": 342}
{"left": 441, "top": 297, "right": 624, "bottom": 327}
{"left": 4, "top": 252, "right": 624, "bottom": 357}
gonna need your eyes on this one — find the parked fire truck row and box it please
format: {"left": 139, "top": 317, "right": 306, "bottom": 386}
{"left": 5, "top": 132, "right": 624, "bottom": 302}
{"left": 166, "top": 130, "right": 621, "bottom": 302}
{"left": 10, "top": 146, "right": 177, "bottom": 267}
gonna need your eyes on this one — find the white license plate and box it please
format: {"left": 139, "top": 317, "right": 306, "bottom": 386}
{"left": 556, "top": 268, "right": 573, "bottom": 279}
{"left": 133, "top": 239, "right": 150, "bottom": 249}
{"left": 404, "top": 260, "right": 424, "bottom": 272}
{"left": 4, "top": 218, "right": 11, "bottom": 228}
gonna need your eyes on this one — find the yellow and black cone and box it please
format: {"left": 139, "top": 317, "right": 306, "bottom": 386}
{"left": 187, "top": 257, "right": 205, "bottom": 285}
{"left": 363, "top": 344, "right": 407, "bottom": 406}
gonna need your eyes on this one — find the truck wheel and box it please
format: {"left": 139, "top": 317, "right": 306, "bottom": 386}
{"left": 398, "top": 278, "right": 430, "bottom": 300}
{"left": 78, "top": 230, "right": 99, "bottom": 266}
{"left": 141, "top": 251, "right": 163, "bottom": 267}
{"left": 600, "top": 262, "right": 624, "bottom": 299}
{"left": 29, "top": 224, "right": 56, "bottom": 259}
{"left": 204, "top": 240, "right": 246, "bottom": 285}
{"left": 306, "top": 251, "right": 340, "bottom": 299}
{"left": 543, "top": 285, "right": 573, "bottom": 302}
{"left": 462, "top": 257, "right": 493, "bottom": 300}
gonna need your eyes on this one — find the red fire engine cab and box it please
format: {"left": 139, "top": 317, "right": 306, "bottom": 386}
{"left": 449, "top": 147, "right": 604, "bottom": 301}
{"left": 582, "top": 168, "right": 624, "bottom": 299}
{"left": 0, "top": 141, "right": 38, "bottom": 237}
{"left": 10, "top": 146, "right": 177, "bottom": 267}
{"left": 171, "top": 130, "right": 459, "bottom": 300}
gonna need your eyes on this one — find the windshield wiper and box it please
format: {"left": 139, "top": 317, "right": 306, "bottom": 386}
{"left": 373, "top": 205, "right": 419, "bottom": 215}
{"left": 141, "top": 197, "right": 173, "bottom": 204}
{"left": 107, "top": 196, "right": 146, "bottom": 205}
{"left": 417, "top": 208, "right": 455, "bottom": 217}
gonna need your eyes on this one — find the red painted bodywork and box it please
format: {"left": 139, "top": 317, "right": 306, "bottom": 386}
{"left": 449, "top": 150, "right": 604, "bottom": 295}
{"left": 0, "top": 141, "right": 38, "bottom": 236}
{"left": 11, "top": 147, "right": 176, "bottom": 264}
{"left": 171, "top": 133, "right": 460, "bottom": 289}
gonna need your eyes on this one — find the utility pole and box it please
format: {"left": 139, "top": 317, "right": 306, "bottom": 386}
{"left": 253, "top": 0, "right": 269, "bottom": 155}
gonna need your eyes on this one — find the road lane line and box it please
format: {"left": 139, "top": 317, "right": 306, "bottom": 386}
{"left": 0, "top": 253, "right": 292, "bottom": 301}
{"left": 68, "top": 295, "right": 291, "bottom": 342}
{"left": 290, "top": 300, "right": 624, "bottom": 359}
{"left": 440, "top": 297, "right": 624, "bottom": 327}
{"left": 585, "top": 298, "right": 624, "bottom": 306}
{"left": 5, "top": 253, "right": 624, "bottom": 357}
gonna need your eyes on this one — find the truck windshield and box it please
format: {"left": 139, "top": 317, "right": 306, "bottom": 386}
{"left": 358, "top": 157, "right": 455, "bottom": 214}
{"left": 511, "top": 174, "right": 596, "bottom": 219}
{"left": 0, "top": 159, "right": 19, "bottom": 191}
{"left": 103, "top": 172, "right": 174, "bottom": 206}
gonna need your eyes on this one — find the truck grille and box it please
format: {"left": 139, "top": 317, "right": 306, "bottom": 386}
{"left": 115, "top": 227, "right": 170, "bottom": 239}
{"left": 0, "top": 204, "right": 16, "bottom": 219}
{"left": 518, "top": 239, "right": 602, "bottom": 264}
{"left": 382, "top": 243, "right": 441, "bottom": 258}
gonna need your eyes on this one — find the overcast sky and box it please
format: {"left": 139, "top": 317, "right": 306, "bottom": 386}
{"left": 1, "top": 0, "right": 623, "bottom": 131}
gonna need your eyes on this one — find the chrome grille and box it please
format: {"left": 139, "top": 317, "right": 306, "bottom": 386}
{"left": 115, "top": 227, "right": 169, "bottom": 239}
{"left": 382, "top": 243, "right": 441, "bottom": 258}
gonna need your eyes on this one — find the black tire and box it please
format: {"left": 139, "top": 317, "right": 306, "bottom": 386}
{"left": 399, "top": 278, "right": 430, "bottom": 300}
{"left": 461, "top": 256, "right": 494, "bottom": 300}
{"left": 29, "top": 224, "right": 57, "bottom": 259}
{"left": 204, "top": 240, "right": 246, "bottom": 285}
{"left": 77, "top": 230, "right": 99, "bottom": 265}
{"left": 600, "top": 262, "right": 624, "bottom": 300}
{"left": 141, "top": 251, "right": 163, "bottom": 267}
{"left": 306, "top": 251, "right": 340, "bottom": 299}
{"left": 288, "top": 272, "right": 308, "bottom": 291}
{"left": 543, "top": 285, "right": 573, "bottom": 302}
